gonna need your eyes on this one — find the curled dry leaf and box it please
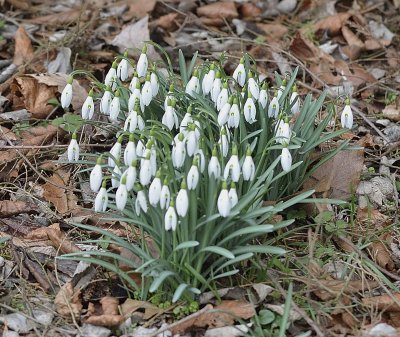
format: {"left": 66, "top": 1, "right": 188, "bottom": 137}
{"left": 314, "top": 12, "right": 352, "bottom": 35}
{"left": 362, "top": 293, "right": 400, "bottom": 312}
{"left": 0, "top": 200, "right": 38, "bottom": 218}
{"left": 121, "top": 0, "right": 156, "bottom": 21}
{"left": 54, "top": 282, "right": 83, "bottom": 319}
{"left": 13, "top": 26, "right": 34, "bottom": 66}
{"left": 45, "top": 226, "right": 81, "bottom": 254}
{"left": 369, "top": 235, "right": 395, "bottom": 271}
{"left": 27, "top": 9, "right": 83, "bottom": 25}
{"left": 196, "top": 2, "right": 238, "bottom": 20}
{"left": 121, "top": 299, "right": 161, "bottom": 320}
{"left": 239, "top": 3, "right": 262, "bottom": 18}
{"left": 85, "top": 296, "right": 124, "bottom": 327}
{"left": 312, "top": 279, "right": 379, "bottom": 301}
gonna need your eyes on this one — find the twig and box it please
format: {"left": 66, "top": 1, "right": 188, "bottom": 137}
{"left": 0, "top": 64, "right": 17, "bottom": 84}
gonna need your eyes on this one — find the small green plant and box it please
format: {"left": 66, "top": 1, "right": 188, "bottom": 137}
{"left": 384, "top": 91, "right": 397, "bottom": 105}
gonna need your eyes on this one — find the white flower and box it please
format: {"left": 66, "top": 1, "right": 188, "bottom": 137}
{"left": 268, "top": 96, "right": 279, "bottom": 118}
{"left": 218, "top": 131, "right": 229, "bottom": 157}
{"left": 137, "top": 46, "right": 148, "bottom": 77}
{"left": 164, "top": 85, "right": 174, "bottom": 110}
{"left": 100, "top": 89, "right": 112, "bottom": 115}
{"left": 216, "top": 83, "right": 228, "bottom": 111}
{"left": 81, "top": 91, "right": 94, "bottom": 120}
{"left": 186, "top": 128, "right": 198, "bottom": 157}
{"left": 105, "top": 62, "right": 117, "bottom": 91}
{"left": 128, "top": 85, "right": 142, "bottom": 112}
{"left": 196, "top": 149, "right": 206, "bottom": 173}
{"left": 90, "top": 160, "right": 103, "bottom": 192}
{"left": 141, "top": 75, "right": 153, "bottom": 106}
{"left": 67, "top": 134, "right": 79, "bottom": 162}
{"left": 165, "top": 202, "right": 178, "bottom": 231}
{"left": 124, "top": 163, "right": 137, "bottom": 191}
{"left": 162, "top": 104, "right": 177, "bottom": 131}
{"left": 277, "top": 82, "right": 286, "bottom": 101}
{"left": 290, "top": 87, "right": 300, "bottom": 114}
{"left": 150, "top": 146, "right": 157, "bottom": 176}
{"left": 276, "top": 120, "right": 291, "bottom": 145}
{"left": 140, "top": 155, "right": 152, "bottom": 186}
{"left": 61, "top": 82, "right": 72, "bottom": 109}
{"left": 185, "top": 71, "right": 200, "bottom": 97}
{"left": 172, "top": 134, "right": 186, "bottom": 168}
{"left": 228, "top": 183, "right": 238, "bottom": 207}
{"left": 124, "top": 136, "right": 137, "bottom": 166}
{"left": 202, "top": 65, "right": 215, "bottom": 95}
{"left": 242, "top": 150, "right": 255, "bottom": 181}
{"left": 341, "top": 103, "right": 353, "bottom": 129}
{"left": 211, "top": 73, "right": 222, "bottom": 103}
{"left": 129, "top": 72, "right": 139, "bottom": 92}
{"left": 281, "top": 147, "right": 292, "bottom": 172}
{"left": 94, "top": 186, "right": 108, "bottom": 212}
{"left": 109, "top": 94, "right": 120, "bottom": 122}
{"left": 248, "top": 74, "right": 259, "bottom": 100}
{"left": 116, "top": 180, "right": 128, "bottom": 211}
{"left": 137, "top": 114, "right": 145, "bottom": 130}
{"left": 160, "top": 183, "right": 171, "bottom": 210}
{"left": 117, "top": 58, "right": 129, "bottom": 82}
{"left": 180, "top": 111, "right": 193, "bottom": 135}
{"left": 218, "top": 100, "right": 231, "bottom": 126}
{"left": 208, "top": 148, "right": 221, "bottom": 178}
{"left": 217, "top": 182, "right": 231, "bottom": 217}
{"left": 150, "top": 72, "right": 159, "bottom": 97}
{"left": 135, "top": 189, "right": 148, "bottom": 215}
{"left": 176, "top": 182, "right": 189, "bottom": 217}
{"left": 108, "top": 137, "right": 122, "bottom": 167}
{"left": 259, "top": 85, "right": 268, "bottom": 109}
{"left": 232, "top": 59, "right": 246, "bottom": 87}
{"left": 224, "top": 149, "right": 241, "bottom": 182}
{"left": 227, "top": 99, "right": 240, "bottom": 128}
{"left": 124, "top": 110, "right": 138, "bottom": 132}
{"left": 112, "top": 165, "right": 121, "bottom": 189}
{"left": 244, "top": 95, "right": 256, "bottom": 124}
{"left": 136, "top": 139, "right": 145, "bottom": 158}
{"left": 149, "top": 174, "right": 162, "bottom": 206}
{"left": 187, "top": 162, "right": 199, "bottom": 190}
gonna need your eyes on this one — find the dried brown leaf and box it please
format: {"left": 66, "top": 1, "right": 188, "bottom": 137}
{"left": 256, "top": 23, "right": 288, "bottom": 41}
{"left": 54, "top": 282, "right": 82, "bottom": 319}
{"left": 341, "top": 26, "right": 364, "bottom": 60}
{"left": 383, "top": 105, "right": 400, "bottom": 122}
{"left": 0, "top": 200, "right": 38, "bottom": 218}
{"left": 239, "top": 3, "right": 262, "bottom": 18}
{"left": 13, "top": 26, "right": 34, "bottom": 66}
{"left": 28, "top": 9, "right": 82, "bottom": 25}
{"left": 0, "top": 126, "right": 18, "bottom": 141}
{"left": 121, "top": 0, "right": 156, "bottom": 21}
{"left": 85, "top": 296, "right": 124, "bottom": 327}
{"left": 313, "top": 279, "right": 379, "bottom": 301}
{"left": 121, "top": 299, "right": 161, "bottom": 320}
{"left": 150, "top": 13, "right": 179, "bottom": 31}
{"left": 314, "top": 12, "right": 352, "bottom": 35}
{"left": 46, "top": 226, "right": 81, "bottom": 254}
{"left": 362, "top": 293, "right": 400, "bottom": 312}
{"left": 369, "top": 237, "right": 395, "bottom": 271}
{"left": 197, "top": 2, "right": 238, "bottom": 20}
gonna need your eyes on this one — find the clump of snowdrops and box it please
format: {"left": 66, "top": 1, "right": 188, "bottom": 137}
{"left": 60, "top": 44, "right": 352, "bottom": 301}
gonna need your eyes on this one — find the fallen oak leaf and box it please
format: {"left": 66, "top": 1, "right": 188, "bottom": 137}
{"left": 54, "top": 282, "right": 83, "bottom": 319}
{"left": 369, "top": 235, "right": 395, "bottom": 271}
{"left": 13, "top": 26, "right": 34, "bottom": 66}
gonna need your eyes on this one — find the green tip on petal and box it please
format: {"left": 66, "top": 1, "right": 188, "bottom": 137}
{"left": 156, "top": 170, "right": 162, "bottom": 178}
{"left": 230, "top": 181, "right": 236, "bottom": 189}
{"left": 169, "top": 83, "right": 174, "bottom": 92}
{"left": 345, "top": 97, "right": 351, "bottom": 105}
{"left": 223, "top": 81, "right": 228, "bottom": 89}
{"left": 178, "top": 133, "right": 185, "bottom": 142}
{"left": 261, "top": 82, "right": 268, "bottom": 90}
{"left": 105, "top": 85, "right": 111, "bottom": 92}
{"left": 146, "top": 73, "right": 151, "bottom": 81}
{"left": 117, "top": 135, "right": 124, "bottom": 143}
{"left": 248, "top": 71, "right": 253, "bottom": 78}
{"left": 115, "top": 90, "right": 120, "bottom": 97}
{"left": 142, "top": 44, "right": 147, "bottom": 54}
{"left": 163, "top": 177, "right": 169, "bottom": 185}
{"left": 96, "top": 157, "right": 103, "bottom": 165}
{"left": 228, "top": 96, "right": 234, "bottom": 104}
{"left": 171, "top": 99, "right": 176, "bottom": 108}
{"left": 210, "top": 63, "right": 215, "bottom": 70}
{"left": 169, "top": 199, "right": 175, "bottom": 207}
{"left": 67, "top": 76, "right": 73, "bottom": 84}
{"left": 112, "top": 60, "right": 118, "bottom": 69}
{"left": 123, "top": 50, "right": 128, "bottom": 57}
{"left": 220, "top": 128, "right": 227, "bottom": 135}
{"left": 239, "top": 57, "right": 244, "bottom": 64}
{"left": 131, "top": 159, "right": 138, "bottom": 167}
{"left": 193, "top": 156, "right": 199, "bottom": 166}
{"left": 212, "top": 146, "right": 218, "bottom": 156}
{"left": 129, "top": 133, "right": 135, "bottom": 142}
{"left": 284, "top": 117, "right": 289, "bottom": 123}
{"left": 72, "top": 133, "right": 77, "bottom": 140}
{"left": 135, "top": 183, "right": 143, "bottom": 191}
{"left": 233, "top": 97, "right": 238, "bottom": 104}
{"left": 187, "top": 105, "right": 193, "bottom": 114}
{"left": 167, "top": 98, "right": 172, "bottom": 106}
{"left": 136, "top": 81, "right": 141, "bottom": 89}
{"left": 247, "top": 90, "right": 252, "bottom": 99}
{"left": 215, "top": 71, "right": 221, "bottom": 79}
{"left": 282, "top": 79, "right": 287, "bottom": 86}
{"left": 121, "top": 175, "right": 127, "bottom": 185}
{"left": 246, "top": 146, "right": 252, "bottom": 156}
{"left": 88, "top": 89, "right": 94, "bottom": 97}
{"left": 181, "top": 179, "right": 187, "bottom": 189}
{"left": 292, "top": 85, "right": 298, "bottom": 93}
{"left": 221, "top": 181, "right": 228, "bottom": 189}
{"left": 102, "top": 180, "right": 107, "bottom": 188}
{"left": 193, "top": 69, "right": 199, "bottom": 77}
{"left": 232, "top": 146, "right": 238, "bottom": 155}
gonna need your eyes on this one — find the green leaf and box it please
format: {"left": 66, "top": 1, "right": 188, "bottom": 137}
{"left": 174, "top": 241, "right": 199, "bottom": 251}
{"left": 211, "top": 269, "right": 239, "bottom": 280}
{"left": 259, "top": 309, "right": 275, "bottom": 325}
{"left": 233, "top": 245, "right": 286, "bottom": 255}
{"left": 179, "top": 49, "right": 188, "bottom": 85}
{"left": 172, "top": 283, "right": 188, "bottom": 303}
{"left": 200, "top": 246, "right": 235, "bottom": 260}
{"left": 149, "top": 271, "right": 175, "bottom": 293}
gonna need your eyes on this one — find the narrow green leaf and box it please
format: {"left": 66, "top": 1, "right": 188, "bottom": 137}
{"left": 200, "top": 246, "right": 235, "bottom": 259}
{"left": 149, "top": 271, "right": 175, "bottom": 293}
{"left": 172, "top": 283, "right": 188, "bottom": 303}
{"left": 174, "top": 241, "right": 199, "bottom": 251}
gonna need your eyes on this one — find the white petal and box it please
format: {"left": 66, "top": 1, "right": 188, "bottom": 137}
{"left": 94, "top": 187, "right": 108, "bottom": 212}
{"left": 187, "top": 165, "right": 199, "bottom": 190}
{"left": 137, "top": 53, "right": 148, "bottom": 77}
{"left": 217, "top": 189, "right": 231, "bottom": 217}
{"left": 61, "top": 84, "right": 73, "bottom": 109}
{"left": 90, "top": 164, "right": 103, "bottom": 192}
{"left": 160, "top": 185, "right": 170, "bottom": 210}
{"left": 176, "top": 189, "right": 189, "bottom": 217}
{"left": 149, "top": 177, "right": 162, "bottom": 206}
{"left": 116, "top": 184, "right": 128, "bottom": 210}
{"left": 281, "top": 148, "right": 292, "bottom": 172}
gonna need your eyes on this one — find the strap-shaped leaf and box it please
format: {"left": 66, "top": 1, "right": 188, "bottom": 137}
{"left": 172, "top": 283, "right": 188, "bottom": 303}
{"left": 174, "top": 241, "right": 199, "bottom": 251}
{"left": 149, "top": 271, "right": 175, "bottom": 293}
{"left": 233, "top": 245, "right": 286, "bottom": 255}
{"left": 219, "top": 225, "right": 274, "bottom": 245}
{"left": 200, "top": 246, "right": 235, "bottom": 260}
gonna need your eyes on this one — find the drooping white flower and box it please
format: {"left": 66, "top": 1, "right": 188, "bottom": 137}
{"left": 150, "top": 144, "right": 157, "bottom": 176}
{"left": 208, "top": 147, "right": 221, "bottom": 179}
{"left": 242, "top": 148, "right": 255, "bottom": 181}
{"left": 116, "top": 177, "right": 128, "bottom": 211}
{"left": 109, "top": 91, "right": 120, "bottom": 122}
{"left": 149, "top": 171, "right": 162, "bottom": 206}
{"left": 185, "top": 69, "right": 200, "bottom": 97}
{"left": 244, "top": 92, "right": 256, "bottom": 124}
{"left": 228, "top": 182, "right": 238, "bottom": 207}
{"left": 117, "top": 55, "right": 129, "bottom": 82}
{"left": 94, "top": 183, "right": 108, "bottom": 212}
{"left": 176, "top": 180, "right": 189, "bottom": 217}
{"left": 187, "top": 158, "right": 199, "bottom": 190}
{"left": 172, "top": 133, "right": 186, "bottom": 169}
{"left": 124, "top": 134, "right": 137, "bottom": 166}
{"left": 277, "top": 79, "right": 286, "bottom": 101}
{"left": 105, "top": 61, "right": 118, "bottom": 91}
{"left": 139, "top": 152, "right": 152, "bottom": 186}
{"left": 162, "top": 100, "right": 177, "bottom": 131}
{"left": 268, "top": 95, "right": 279, "bottom": 118}
{"left": 61, "top": 78, "right": 73, "bottom": 109}
{"left": 218, "top": 97, "right": 232, "bottom": 126}
{"left": 124, "top": 110, "right": 138, "bottom": 133}
{"left": 124, "top": 160, "right": 137, "bottom": 191}
{"left": 217, "top": 181, "right": 231, "bottom": 217}
{"left": 165, "top": 200, "right": 177, "bottom": 231}
{"left": 135, "top": 187, "right": 148, "bottom": 215}
{"left": 150, "top": 71, "right": 159, "bottom": 97}
{"left": 259, "top": 83, "right": 268, "bottom": 109}
{"left": 160, "top": 181, "right": 171, "bottom": 210}
{"left": 137, "top": 45, "right": 148, "bottom": 77}
{"left": 81, "top": 89, "right": 94, "bottom": 120}
{"left": 211, "top": 71, "right": 222, "bottom": 103}
{"left": 90, "top": 157, "right": 103, "bottom": 192}
{"left": 232, "top": 58, "right": 246, "bottom": 87}
{"left": 341, "top": 100, "right": 353, "bottom": 129}
{"left": 281, "top": 147, "right": 292, "bottom": 172}
{"left": 276, "top": 119, "right": 291, "bottom": 145}
{"left": 141, "top": 74, "right": 153, "bottom": 107}
{"left": 128, "top": 82, "right": 142, "bottom": 112}
{"left": 248, "top": 72, "right": 259, "bottom": 100}
{"left": 67, "top": 133, "right": 79, "bottom": 162}
{"left": 164, "top": 84, "right": 174, "bottom": 110}
{"left": 136, "top": 138, "right": 145, "bottom": 158}
{"left": 180, "top": 108, "right": 193, "bottom": 135}
{"left": 100, "top": 87, "right": 112, "bottom": 115}
{"left": 224, "top": 147, "right": 241, "bottom": 182}
{"left": 137, "top": 114, "right": 145, "bottom": 130}
{"left": 202, "top": 63, "right": 215, "bottom": 95}
{"left": 108, "top": 136, "right": 123, "bottom": 168}
{"left": 227, "top": 98, "right": 240, "bottom": 128}
{"left": 112, "top": 164, "right": 122, "bottom": 189}
{"left": 129, "top": 71, "right": 139, "bottom": 92}
{"left": 218, "top": 129, "right": 229, "bottom": 157}
{"left": 186, "top": 125, "right": 198, "bottom": 157}
{"left": 290, "top": 85, "right": 300, "bottom": 114}
{"left": 216, "top": 82, "right": 229, "bottom": 111}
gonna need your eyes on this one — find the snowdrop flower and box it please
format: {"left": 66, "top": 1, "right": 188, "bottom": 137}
{"left": 218, "top": 96, "right": 232, "bottom": 126}
{"left": 116, "top": 176, "right": 128, "bottom": 211}
{"left": 202, "top": 63, "right": 215, "bottom": 95}
{"left": 129, "top": 71, "right": 139, "bottom": 92}
{"left": 140, "top": 152, "right": 152, "bottom": 186}
{"left": 211, "top": 71, "right": 222, "bottom": 103}
{"left": 61, "top": 77, "right": 73, "bottom": 110}
{"left": 150, "top": 143, "right": 157, "bottom": 176}
{"left": 112, "top": 163, "right": 122, "bottom": 189}
{"left": 149, "top": 171, "right": 162, "bottom": 206}
{"left": 276, "top": 118, "right": 291, "bottom": 145}
{"left": 162, "top": 99, "right": 178, "bottom": 131}
{"left": 150, "top": 70, "right": 159, "bottom": 97}
{"left": 227, "top": 97, "right": 240, "bottom": 128}
{"left": 108, "top": 136, "right": 123, "bottom": 168}
{"left": 137, "top": 45, "right": 148, "bottom": 77}
{"left": 218, "top": 128, "right": 229, "bottom": 157}
{"left": 216, "top": 81, "right": 229, "bottom": 111}
{"left": 105, "top": 60, "right": 118, "bottom": 91}
{"left": 135, "top": 185, "right": 148, "bottom": 215}
{"left": 128, "top": 81, "right": 143, "bottom": 112}
{"left": 187, "top": 157, "right": 199, "bottom": 190}
{"left": 94, "top": 181, "right": 108, "bottom": 212}
{"left": 248, "top": 72, "right": 259, "bottom": 100}
{"left": 242, "top": 147, "right": 255, "bottom": 181}
{"left": 277, "top": 79, "right": 287, "bottom": 101}
{"left": 186, "top": 69, "right": 200, "bottom": 97}
{"left": 180, "top": 106, "right": 193, "bottom": 134}
{"left": 124, "top": 160, "right": 137, "bottom": 191}
{"left": 109, "top": 90, "right": 120, "bottom": 122}
{"left": 232, "top": 57, "right": 246, "bottom": 87}
{"left": 268, "top": 94, "right": 279, "bottom": 118}
{"left": 172, "top": 133, "right": 186, "bottom": 169}
{"left": 244, "top": 91, "right": 256, "bottom": 124}
{"left": 280, "top": 147, "right": 292, "bottom": 172}
{"left": 228, "top": 182, "right": 238, "bottom": 207}
{"left": 124, "top": 109, "right": 138, "bottom": 133}
{"left": 90, "top": 157, "right": 103, "bottom": 192}
{"left": 259, "top": 82, "right": 268, "bottom": 109}
{"left": 100, "top": 86, "right": 112, "bottom": 115}
{"left": 67, "top": 133, "right": 79, "bottom": 162}
{"left": 224, "top": 146, "right": 241, "bottom": 182}
{"left": 164, "top": 84, "right": 174, "bottom": 110}
{"left": 341, "top": 99, "right": 353, "bottom": 129}
{"left": 196, "top": 147, "right": 206, "bottom": 173}
{"left": 186, "top": 124, "right": 198, "bottom": 156}
{"left": 290, "top": 85, "right": 300, "bottom": 114}
{"left": 160, "top": 179, "right": 171, "bottom": 210}
{"left": 208, "top": 147, "right": 221, "bottom": 179}
{"left": 141, "top": 74, "right": 153, "bottom": 106}
{"left": 81, "top": 89, "right": 94, "bottom": 120}
{"left": 117, "top": 53, "right": 130, "bottom": 81}
{"left": 137, "top": 112, "right": 145, "bottom": 130}
{"left": 217, "top": 181, "right": 231, "bottom": 217}
{"left": 176, "top": 180, "right": 189, "bottom": 217}
{"left": 165, "top": 199, "right": 178, "bottom": 231}
{"left": 124, "top": 134, "right": 137, "bottom": 166}
{"left": 136, "top": 137, "right": 145, "bottom": 158}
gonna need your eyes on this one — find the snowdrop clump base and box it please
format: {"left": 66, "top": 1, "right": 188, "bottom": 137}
{"left": 60, "top": 45, "right": 351, "bottom": 301}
